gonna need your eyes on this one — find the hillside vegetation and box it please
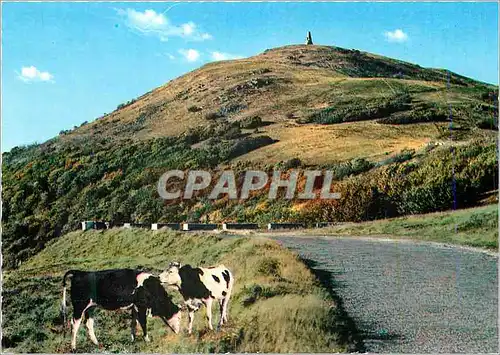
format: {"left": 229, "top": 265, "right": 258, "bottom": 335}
{"left": 2, "top": 230, "right": 360, "bottom": 353}
{"left": 2, "top": 44, "right": 498, "bottom": 268}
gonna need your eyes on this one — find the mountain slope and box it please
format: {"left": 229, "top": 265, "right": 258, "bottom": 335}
{"left": 2, "top": 44, "right": 498, "bottom": 268}
{"left": 62, "top": 45, "right": 496, "bottom": 151}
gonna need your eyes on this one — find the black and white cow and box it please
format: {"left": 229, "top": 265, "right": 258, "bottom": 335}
{"left": 61, "top": 268, "right": 182, "bottom": 351}
{"left": 159, "top": 263, "right": 234, "bottom": 334}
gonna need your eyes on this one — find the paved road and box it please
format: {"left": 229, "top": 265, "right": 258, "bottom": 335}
{"left": 274, "top": 236, "right": 498, "bottom": 353}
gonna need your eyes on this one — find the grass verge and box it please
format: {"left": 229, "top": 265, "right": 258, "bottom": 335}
{"left": 310, "top": 204, "right": 498, "bottom": 250}
{"left": 2, "top": 230, "right": 360, "bottom": 353}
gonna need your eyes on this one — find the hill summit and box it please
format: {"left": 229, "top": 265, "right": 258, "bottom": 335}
{"left": 59, "top": 44, "right": 495, "bottom": 149}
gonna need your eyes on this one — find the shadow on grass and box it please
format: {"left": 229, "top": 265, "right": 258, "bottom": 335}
{"left": 300, "top": 257, "right": 403, "bottom": 352}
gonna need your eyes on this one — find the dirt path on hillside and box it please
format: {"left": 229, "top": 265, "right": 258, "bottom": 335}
{"left": 272, "top": 236, "right": 498, "bottom": 353}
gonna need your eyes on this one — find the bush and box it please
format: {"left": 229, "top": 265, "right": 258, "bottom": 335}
{"left": 283, "top": 158, "right": 302, "bottom": 169}
{"left": 240, "top": 116, "right": 263, "bottom": 129}
{"left": 302, "top": 93, "right": 412, "bottom": 125}
{"left": 116, "top": 99, "right": 137, "bottom": 111}
{"left": 397, "top": 180, "right": 457, "bottom": 215}
{"left": 187, "top": 105, "right": 202, "bottom": 113}
{"left": 476, "top": 117, "right": 498, "bottom": 130}
{"left": 204, "top": 111, "right": 222, "bottom": 120}
{"left": 377, "top": 105, "right": 448, "bottom": 124}
{"left": 298, "top": 140, "right": 497, "bottom": 223}
{"left": 377, "top": 149, "right": 415, "bottom": 166}
{"left": 328, "top": 158, "right": 375, "bottom": 180}
{"left": 481, "top": 90, "right": 499, "bottom": 104}
{"left": 214, "top": 122, "right": 242, "bottom": 140}
{"left": 257, "top": 258, "right": 281, "bottom": 277}
{"left": 219, "top": 103, "right": 247, "bottom": 116}
{"left": 350, "top": 157, "right": 375, "bottom": 174}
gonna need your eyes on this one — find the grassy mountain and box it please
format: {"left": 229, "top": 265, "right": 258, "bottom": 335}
{"left": 2, "top": 44, "right": 498, "bottom": 268}
{"left": 60, "top": 45, "right": 496, "bottom": 163}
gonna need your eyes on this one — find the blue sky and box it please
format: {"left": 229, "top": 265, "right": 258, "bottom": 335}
{"left": 2, "top": 2, "right": 498, "bottom": 152}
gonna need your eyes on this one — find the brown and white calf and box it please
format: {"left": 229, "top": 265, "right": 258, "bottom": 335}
{"left": 159, "top": 263, "right": 234, "bottom": 334}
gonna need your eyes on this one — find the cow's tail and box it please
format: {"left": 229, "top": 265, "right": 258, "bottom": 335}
{"left": 61, "top": 270, "right": 74, "bottom": 334}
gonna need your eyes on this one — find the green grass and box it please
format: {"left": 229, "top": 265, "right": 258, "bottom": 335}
{"left": 2, "top": 230, "right": 353, "bottom": 353}
{"left": 313, "top": 204, "right": 498, "bottom": 250}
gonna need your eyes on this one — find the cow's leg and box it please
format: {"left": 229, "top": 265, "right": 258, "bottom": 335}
{"left": 71, "top": 317, "right": 82, "bottom": 351}
{"left": 187, "top": 310, "right": 195, "bottom": 335}
{"left": 84, "top": 308, "right": 99, "bottom": 346}
{"left": 130, "top": 307, "right": 138, "bottom": 342}
{"left": 70, "top": 302, "right": 87, "bottom": 351}
{"left": 218, "top": 299, "right": 224, "bottom": 328}
{"left": 137, "top": 307, "right": 150, "bottom": 342}
{"left": 221, "top": 292, "right": 231, "bottom": 323}
{"left": 205, "top": 298, "right": 214, "bottom": 331}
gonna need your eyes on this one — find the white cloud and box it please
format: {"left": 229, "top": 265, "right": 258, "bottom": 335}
{"left": 166, "top": 53, "right": 176, "bottom": 60}
{"left": 117, "top": 8, "right": 212, "bottom": 41}
{"left": 182, "top": 22, "right": 195, "bottom": 36}
{"left": 179, "top": 49, "right": 200, "bottom": 62}
{"left": 384, "top": 29, "right": 408, "bottom": 43}
{"left": 210, "top": 51, "right": 244, "bottom": 61}
{"left": 129, "top": 9, "right": 166, "bottom": 27}
{"left": 18, "top": 66, "right": 54, "bottom": 82}
{"left": 200, "top": 33, "right": 213, "bottom": 40}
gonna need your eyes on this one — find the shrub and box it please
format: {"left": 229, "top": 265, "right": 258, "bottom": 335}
{"left": 187, "top": 105, "right": 202, "bottom": 113}
{"left": 476, "top": 117, "right": 498, "bottom": 130}
{"left": 240, "top": 116, "right": 263, "bottom": 129}
{"left": 219, "top": 103, "right": 247, "bottom": 116}
{"left": 377, "top": 105, "right": 448, "bottom": 124}
{"left": 204, "top": 111, "right": 222, "bottom": 120}
{"left": 481, "top": 90, "right": 499, "bottom": 104}
{"left": 377, "top": 149, "right": 415, "bottom": 166}
{"left": 298, "top": 141, "right": 497, "bottom": 223}
{"left": 251, "top": 68, "right": 272, "bottom": 75}
{"left": 283, "top": 158, "right": 302, "bottom": 169}
{"left": 257, "top": 258, "right": 281, "bottom": 277}
{"left": 328, "top": 158, "right": 374, "bottom": 180}
{"left": 214, "top": 122, "right": 242, "bottom": 140}
{"left": 398, "top": 181, "right": 454, "bottom": 215}
{"left": 350, "top": 157, "right": 375, "bottom": 174}
{"left": 116, "top": 98, "right": 137, "bottom": 111}
{"left": 302, "top": 93, "right": 412, "bottom": 125}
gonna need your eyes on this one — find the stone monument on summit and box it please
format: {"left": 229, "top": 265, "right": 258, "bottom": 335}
{"left": 305, "top": 31, "right": 313, "bottom": 45}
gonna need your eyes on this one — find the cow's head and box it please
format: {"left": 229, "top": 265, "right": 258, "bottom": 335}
{"left": 142, "top": 276, "right": 182, "bottom": 334}
{"left": 164, "top": 308, "right": 182, "bottom": 334}
{"left": 159, "top": 262, "right": 182, "bottom": 287}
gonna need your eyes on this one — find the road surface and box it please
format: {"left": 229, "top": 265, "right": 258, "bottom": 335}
{"left": 273, "top": 236, "right": 498, "bottom": 353}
